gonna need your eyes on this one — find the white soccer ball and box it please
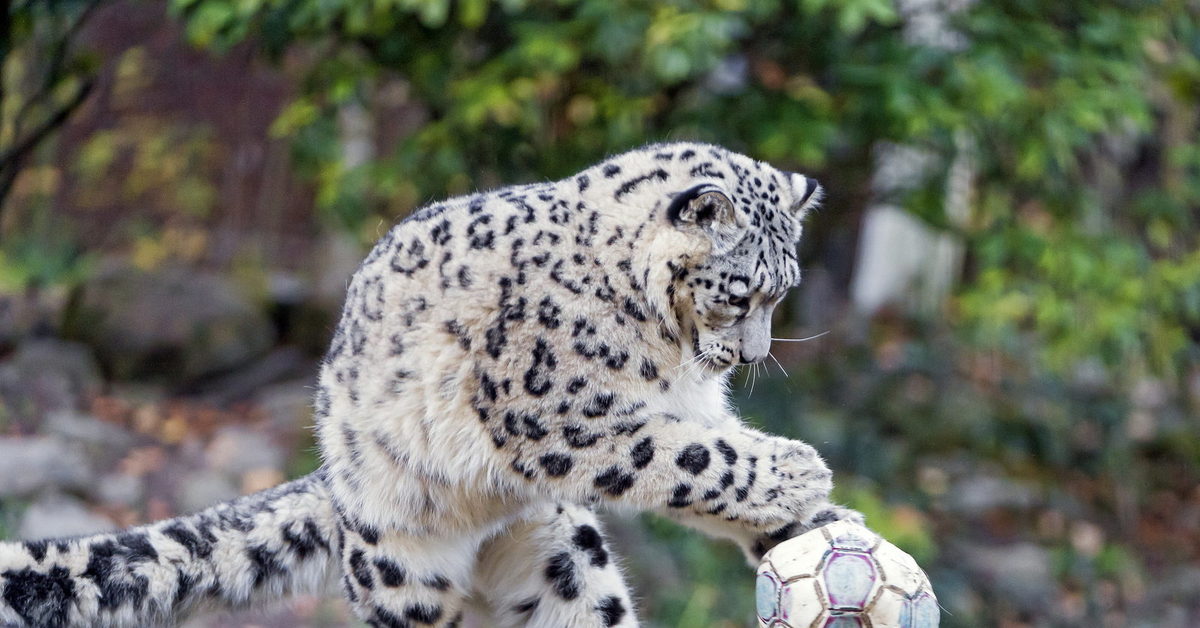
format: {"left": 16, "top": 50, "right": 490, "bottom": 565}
{"left": 755, "top": 520, "right": 939, "bottom": 628}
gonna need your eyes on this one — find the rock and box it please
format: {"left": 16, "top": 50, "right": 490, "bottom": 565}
{"left": 178, "top": 469, "right": 239, "bottom": 514}
{"left": 312, "top": 231, "right": 364, "bottom": 309}
{"left": 0, "top": 436, "right": 93, "bottom": 497}
{"left": 69, "top": 263, "right": 275, "bottom": 383}
{"left": 945, "top": 473, "right": 1040, "bottom": 514}
{"left": 267, "top": 271, "right": 309, "bottom": 307}
{"left": 956, "top": 541, "right": 1054, "bottom": 611}
{"left": 241, "top": 468, "right": 285, "bottom": 494}
{"left": 277, "top": 231, "right": 361, "bottom": 355}
{"left": 44, "top": 409, "right": 134, "bottom": 449}
{"left": 182, "top": 594, "right": 357, "bottom": 628}
{"left": 17, "top": 493, "right": 116, "bottom": 540}
{"left": 95, "top": 472, "right": 145, "bottom": 507}
{"left": 1131, "top": 565, "right": 1200, "bottom": 626}
{"left": 205, "top": 426, "right": 285, "bottom": 475}
{"left": 187, "top": 347, "right": 312, "bottom": 405}
{"left": 0, "top": 286, "right": 71, "bottom": 349}
{"left": 253, "top": 378, "right": 315, "bottom": 434}
{"left": 0, "top": 339, "right": 102, "bottom": 427}
{"left": 42, "top": 410, "right": 135, "bottom": 470}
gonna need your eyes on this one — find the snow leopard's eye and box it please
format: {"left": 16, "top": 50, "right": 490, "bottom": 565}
{"left": 707, "top": 303, "right": 743, "bottom": 327}
{"left": 727, "top": 276, "right": 751, "bottom": 298}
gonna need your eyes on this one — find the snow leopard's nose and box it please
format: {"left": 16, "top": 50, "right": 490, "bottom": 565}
{"left": 738, "top": 306, "right": 773, "bottom": 364}
{"left": 739, "top": 350, "right": 768, "bottom": 364}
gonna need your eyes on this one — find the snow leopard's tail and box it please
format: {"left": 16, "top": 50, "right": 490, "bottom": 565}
{"left": 0, "top": 470, "right": 337, "bottom": 627}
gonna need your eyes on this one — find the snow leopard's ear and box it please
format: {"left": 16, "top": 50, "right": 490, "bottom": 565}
{"left": 667, "top": 184, "right": 747, "bottom": 255}
{"left": 788, "top": 172, "right": 823, "bottom": 218}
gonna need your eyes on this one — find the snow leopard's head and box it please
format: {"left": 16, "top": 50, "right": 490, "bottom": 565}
{"left": 658, "top": 146, "right": 822, "bottom": 370}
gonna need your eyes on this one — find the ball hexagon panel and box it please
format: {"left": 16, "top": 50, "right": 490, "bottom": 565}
{"left": 757, "top": 570, "right": 781, "bottom": 622}
{"left": 823, "top": 550, "right": 876, "bottom": 610}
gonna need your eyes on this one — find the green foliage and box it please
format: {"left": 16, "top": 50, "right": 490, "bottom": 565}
{"left": 0, "top": 497, "right": 28, "bottom": 542}
{"left": 959, "top": 233, "right": 1200, "bottom": 377}
{"left": 73, "top": 118, "right": 219, "bottom": 220}
{"left": 832, "top": 480, "right": 936, "bottom": 564}
{"left": 162, "top": 0, "right": 1200, "bottom": 384}
{"left": 940, "top": 1, "right": 1200, "bottom": 379}
{"left": 637, "top": 513, "right": 755, "bottom": 627}
{"left": 0, "top": 0, "right": 103, "bottom": 215}
{"left": 166, "top": 0, "right": 903, "bottom": 226}
{"left": 0, "top": 208, "right": 91, "bottom": 291}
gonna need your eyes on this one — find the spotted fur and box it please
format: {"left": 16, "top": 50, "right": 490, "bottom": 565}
{"left": 0, "top": 474, "right": 335, "bottom": 627}
{"left": 1, "top": 143, "right": 860, "bottom": 626}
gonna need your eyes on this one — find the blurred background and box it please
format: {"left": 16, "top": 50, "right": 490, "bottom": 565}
{"left": 2, "top": 0, "right": 1199, "bottom": 626}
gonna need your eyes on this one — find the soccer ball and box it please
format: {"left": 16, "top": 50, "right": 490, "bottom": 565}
{"left": 755, "top": 520, "right": 939, "bottom": 628}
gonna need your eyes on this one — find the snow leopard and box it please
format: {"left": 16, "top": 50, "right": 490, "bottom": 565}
{"left": 0, "top": 142, "right": 861, "bottom": 627}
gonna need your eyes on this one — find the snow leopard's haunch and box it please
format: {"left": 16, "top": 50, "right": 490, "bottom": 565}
{"left": 0, "top": 473, "right": 335, "bottom": 627}
{"left": 1, "top": 142, "right": 862, "bottom": 627}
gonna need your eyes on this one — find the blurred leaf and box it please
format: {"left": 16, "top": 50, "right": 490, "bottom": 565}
{"left": 833, "top": 480, "right": 938, "bottom": 564}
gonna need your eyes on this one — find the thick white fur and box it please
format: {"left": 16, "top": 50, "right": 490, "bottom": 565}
{"left": 0, "top": 143, "right": 858, "bottom": 628}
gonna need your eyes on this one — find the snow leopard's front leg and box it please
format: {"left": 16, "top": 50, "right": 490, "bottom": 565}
{"left": 472, "top": 501, "right": 637, "bottom": 628}
{"left": 510, "top": 412, "right": 858, "bottom": 559}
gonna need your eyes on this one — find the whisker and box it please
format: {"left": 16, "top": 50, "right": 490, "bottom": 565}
{"left": 673, "top": 352, "right": 704, "bottom": 372}
{"left": 771, "top": 331, "right": 831, "bottom": 343}
{"left": 769, "top": 352, "right": 790, "bottom": 378}
{"left": 678, "top": 349, "right": 710, "bottom": 380}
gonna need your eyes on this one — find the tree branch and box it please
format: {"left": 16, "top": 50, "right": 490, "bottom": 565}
{"left": 1, "top": 0, "right": 12, "bottom": 135}
{"left": 0, "top": 77, "right": 93, "bottom": 221}
{"left": 11, "top": 0, "right": 104, "bottom": 137}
